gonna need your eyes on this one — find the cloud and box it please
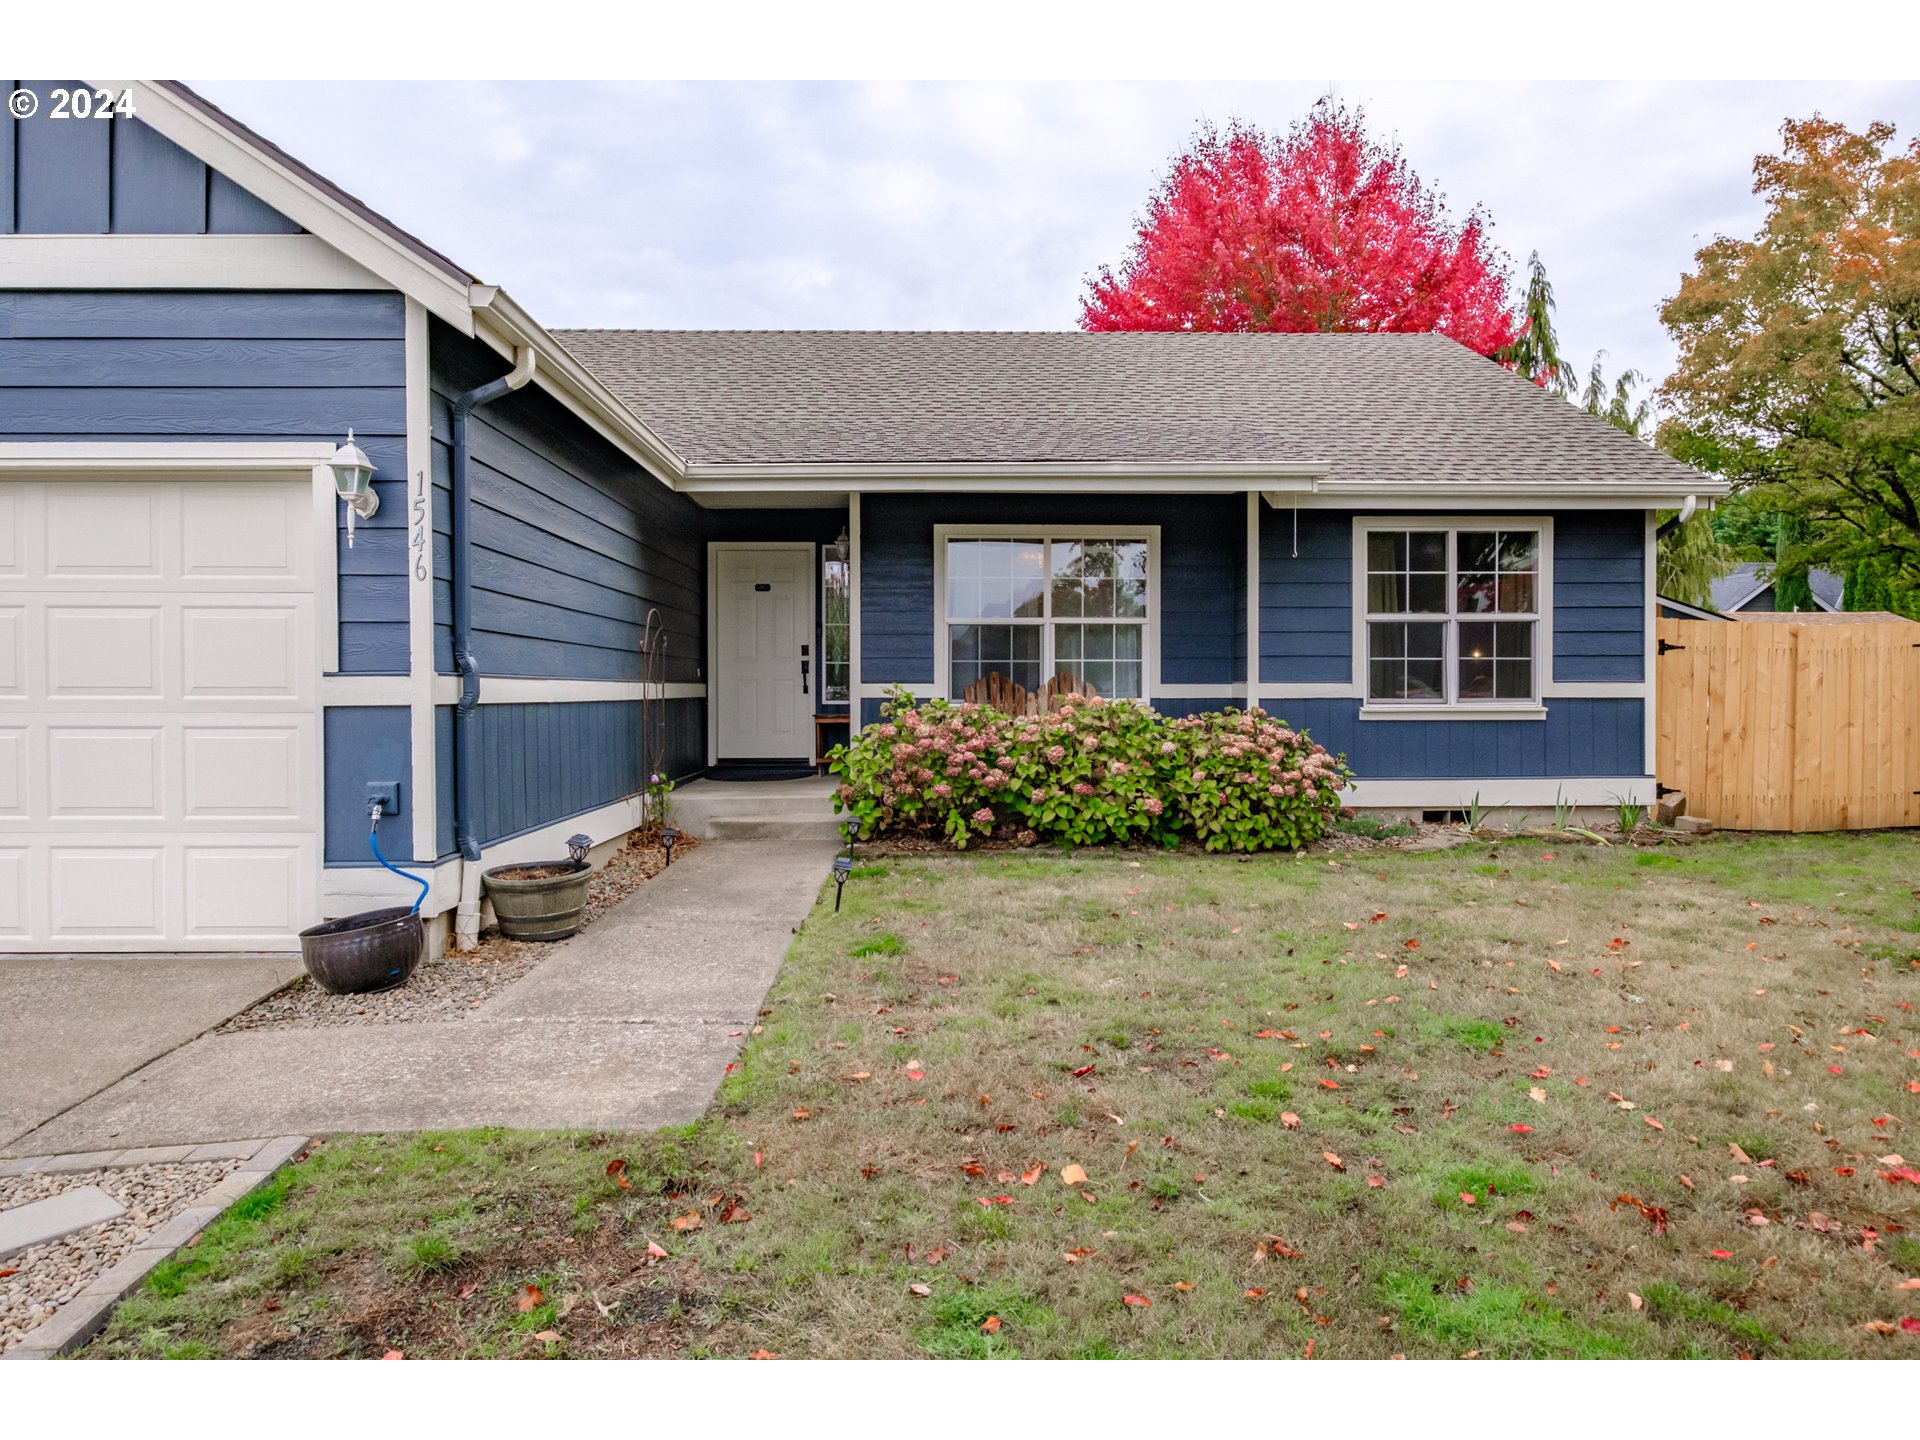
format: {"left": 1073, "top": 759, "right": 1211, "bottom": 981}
{"left": 197, "top": 79, "right": 1920, "bottom": 385}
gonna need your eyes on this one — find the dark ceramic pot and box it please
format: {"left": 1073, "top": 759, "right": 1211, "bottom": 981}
{"left": 298, "top": 906, "right": 424, "bottom": 995}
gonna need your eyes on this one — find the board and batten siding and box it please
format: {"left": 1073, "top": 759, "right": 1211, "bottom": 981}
{"left": 1, "top": 87, "right": 301, "bottom": 235}
{"left": 859, "top": 491, "right": 1248, "bottom": 696}
{"left": 0, "top": 288, "right": 410, "bottom": 672}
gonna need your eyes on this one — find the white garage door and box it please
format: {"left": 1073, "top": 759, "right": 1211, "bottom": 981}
{"left": 0, "top": 475, "right": 320, "bottom": 952}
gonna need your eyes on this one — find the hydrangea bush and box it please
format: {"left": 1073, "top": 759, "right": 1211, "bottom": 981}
{"left": 829, "top": 687, "right": 1352, "bottom": 852}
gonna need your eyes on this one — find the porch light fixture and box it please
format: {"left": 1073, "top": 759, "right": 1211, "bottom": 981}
{"left": 827, "top": 525, "right": 850, "bottom": 564}
{"left": 328, "top": 429, "right": 378, "bottom": 548}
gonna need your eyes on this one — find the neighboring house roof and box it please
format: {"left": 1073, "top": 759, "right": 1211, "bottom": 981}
{"left": 554, "top": 329, "right": 1717, "bottom": 488}
{"left": 1710, "top": 562, "right": 1843, "bottom": 613}
{"left": 1657, "top": 595, "right": 1726, "bottom": 622}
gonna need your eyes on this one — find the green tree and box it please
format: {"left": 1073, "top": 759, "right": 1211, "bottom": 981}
{"left": 1659, "top": 114, "right": 1920, "bottom": 598}
{"left": 1496, "top": 252, "right": 1577, "bottom": 391}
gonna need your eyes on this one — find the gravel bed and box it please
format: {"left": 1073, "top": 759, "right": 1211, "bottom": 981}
{"left": 218, "top": 831, "right": 695, "bottom": 1033}
{"left": 1, "top": 1161, "right": 238, "bottom": 1353}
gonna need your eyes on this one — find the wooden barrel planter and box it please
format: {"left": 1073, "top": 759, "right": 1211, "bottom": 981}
{"left": 482, "top": 860, "right": 592, "bottom": 941}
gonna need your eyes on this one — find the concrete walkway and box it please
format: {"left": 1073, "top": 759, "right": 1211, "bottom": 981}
{"left": 0, "top": 955, "right": 302, "bottom": 1151}
{"left": 1, "top": 834, "right": 832, "bottom": 1156}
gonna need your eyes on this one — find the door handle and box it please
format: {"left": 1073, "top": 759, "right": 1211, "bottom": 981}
{"left": 801, "top": 657, "right": 811, "bottom": 695}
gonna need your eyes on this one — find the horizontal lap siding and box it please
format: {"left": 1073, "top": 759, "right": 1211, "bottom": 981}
{"left": 1272, "top": 698, "right": 1645, "bottom": 778}
{"left": 323, "top": 706, "right": 411, "bottom": 863}
{"left": 1259, "top": 509, "right": 1648, "bottom": 687}
{"left": 859, "top": 492, "right": 1245, "bottom": 690}
{"left": 1553, "top": 513, "right": 1644, "bottom": 682}
{"left": 433, "top": 699, "right": 706, "bottom": 854}
{"left": 429, "top": 322, "right": 704, "bottom": 685}
{"left": 3, "top": 94, "right": 300, "bottom": 234}
{"left": 0, "top": 288, "right": 409, "bottom": 673}
{"left": 1260, "top": 508, "right": 1351, "bottom": 684}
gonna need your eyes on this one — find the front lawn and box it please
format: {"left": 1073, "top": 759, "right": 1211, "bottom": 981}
{"left": 92, "top": 833, "right": 1920, "bottom": 1359}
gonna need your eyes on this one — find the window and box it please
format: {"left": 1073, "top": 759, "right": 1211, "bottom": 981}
{"left": 943, "top": 535, "right": 1150, "bottom": 701}
{"left": 1362, "top": 526, "right": 1542, "bottom": 707}
{"left": 822, "top": 553, "right": 850, "bottom": 703}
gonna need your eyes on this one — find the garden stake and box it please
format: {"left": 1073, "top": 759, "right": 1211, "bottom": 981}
{"left": 832, "top": 852, "right": 853, "bottom": 912}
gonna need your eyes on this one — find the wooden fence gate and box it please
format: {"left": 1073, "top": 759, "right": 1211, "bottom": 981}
{"left": 1656, "top": 615, "right": 1920, "bottom": 831}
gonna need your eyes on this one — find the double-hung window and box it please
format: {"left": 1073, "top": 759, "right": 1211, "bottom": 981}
{"left": 1361, "top": 524, "right": 1544, "bottom": 710}
{"left": 943, "top": 534, "right": 1151, "bottom": 701}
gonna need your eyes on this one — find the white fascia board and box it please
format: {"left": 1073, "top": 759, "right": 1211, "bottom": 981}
{"left": 1278, "top": 481, "right": 1730, "bottom": 508}
{"left": 104, "top": 81, "right": 476, "bottom": 333}
{"left": 683, "top": 462, "right": 1329, "bottom": 493}
{"left": 469, "top": 288, "right": 690, "bottom": 485}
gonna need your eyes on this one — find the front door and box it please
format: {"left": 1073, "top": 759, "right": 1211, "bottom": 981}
{"left": 713, "top": 544, "right": 812, "bottom": 761}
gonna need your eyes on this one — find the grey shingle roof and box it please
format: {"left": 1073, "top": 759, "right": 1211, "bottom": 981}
{"left": 553, "top": 329, "right": 1711, "bottom": 487}
{"left": 1711, "top": 561, "right": 1844, "bottom": 613}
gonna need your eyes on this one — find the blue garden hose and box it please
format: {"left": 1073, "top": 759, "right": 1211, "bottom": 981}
{"left": 369, "top": 815, "right": 430, "bottom": 915}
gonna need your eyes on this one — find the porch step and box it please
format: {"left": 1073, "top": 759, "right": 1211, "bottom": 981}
{"left": 705, "top": 814, "right": 850, "bottom": 843}
{"left": 670, "top": 776, "right": 842, "bottom": 840}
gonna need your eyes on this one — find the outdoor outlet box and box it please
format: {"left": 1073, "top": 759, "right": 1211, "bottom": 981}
{"left": 367, "top": 781, "right": 403, "bottom": 817}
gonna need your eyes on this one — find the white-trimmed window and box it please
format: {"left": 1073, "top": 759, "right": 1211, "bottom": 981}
{"left": 940, "top": 533, "right": 1153, "bottom": 701}
{"left": 1358, "top": 522, "right": 1547, "bottom": 712}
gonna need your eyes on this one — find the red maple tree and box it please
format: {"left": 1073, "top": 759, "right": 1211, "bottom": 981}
{"left": 1080, "top": 100, "right": 1521, "bottom": 355}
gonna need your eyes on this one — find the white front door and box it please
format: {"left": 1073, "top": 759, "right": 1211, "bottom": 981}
{"left": 0, "top": 474, "right": 320, "bottom": 952}
{"left": 713, "top": 545, "right": 812, "bottom": 761}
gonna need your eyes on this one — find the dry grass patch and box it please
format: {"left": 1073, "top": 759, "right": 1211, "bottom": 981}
{"left": 90, "top": 833, "right": 1920, "bottom": 1359}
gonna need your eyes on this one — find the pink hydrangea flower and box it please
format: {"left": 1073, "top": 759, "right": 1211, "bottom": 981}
{"left": 932, "top": 782, "right": 952, "bottom": 798}
{"left": 1073, "top": 782, "right": 1094, "bottom": 796}
{"left": 972, "top": 807, "right": 993, "bottom": 824}
{"left": 1045, "top": 745, "right": 1067, "bottom": 764}
{"left": 1142, "top": 796, "right": 1165, "bottom": 816}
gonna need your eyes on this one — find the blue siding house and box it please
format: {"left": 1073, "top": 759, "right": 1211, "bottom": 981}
{"left": 0, "top": 80, "right": 1724, "bottom": 956}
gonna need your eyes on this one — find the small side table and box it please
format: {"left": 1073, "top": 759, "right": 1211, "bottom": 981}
{"left": 812, "top": 713, "right": 850, "bottom": 775}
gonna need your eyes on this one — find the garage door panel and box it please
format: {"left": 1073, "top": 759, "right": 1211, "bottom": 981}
{"left": 184, "top": 845, "right": 305, "bottom": 936}
{"left": 0, "top": 847, "right": 26, "bottom": 936}
{"left": 184, "top": 726, "right": 302, "bottom": 817}
{"left": 0, "top": 729, "right": 24, "bottom": 815}
{"left": 1, "top": 472, "right": 320, "bottom": 951}
{"left": 181, "top": 483, "right": 305, "bottom": 580}
{"left": 182, "top": 604, "right": 305, "bottom": 698}
{"left": 46, "top": 606, "right": 165, "bottom": 696}
{"left": 0, "top": 608, "right": 22, "bottom": 694}
{"left": 49, "top": 846, "right": 167, "bottom": 938}
{"left": 0, "top": 490, "right": 21, "bottom": 575}
{"left": 46, "top": 486, "right": 166, "bottom": 577}
{"left": 47, "top": 727, "right": 165, "bottom": 817}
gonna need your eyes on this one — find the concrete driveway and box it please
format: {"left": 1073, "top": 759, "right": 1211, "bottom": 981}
{"left": 0, "top": 954, "right": 302, "bottom": 1150}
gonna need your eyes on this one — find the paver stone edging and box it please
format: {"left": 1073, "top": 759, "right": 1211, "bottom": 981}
{"left": 0, "top": 1134, "right": 310, "bottom": 1360}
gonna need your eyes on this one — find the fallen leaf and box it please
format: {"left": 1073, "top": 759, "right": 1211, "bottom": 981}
{"left": 1319, "top": 1079, "right": 1340, "bottom": 1091}
{"left": 517, "top": 1284, "right": 544, "bottom": 1312}
{"left": 1122, "top": 1294, "right": 1151, "bottom": 1308}
{"left": 1323, "top": 1151, "right": 1345, "bottom": 1171}
{"left": 605, "top": 1158, "right": 631, "bottom": 1190}
{"left": 1404, "top": 939, "right": 1421, "bottom": 950}
{"left": 1711, "top": 1249, "right": 1733, "bottom": 1259}
{"left": 1628, "top": 1292, "right": 1643, "bottom": 1311}
{"left": 1460, "top": 1191, "right": 1478, "bottom": 1205}
{"left": 791, "top": 1106, "right": 811, "bottom": 1122}
{"left": 1281, "top": 1111, "right": 1302, "bottom": 1129}
{"left": 749, "top": 1349, "right": 779, "bottom": 1360}
{"left": 646, "top": 1241, "right": 668, "bottom": 1259}
{"left": 1508, "top": 1124, "right": 1534, "bottom": 1134}
{"left": 909, "top": 1283, "right": 931, "bottom": 1297}
{"left": 1021, "top": 1163, "right": 1046, "bottom": 1185}
{"left": 1071, "top": 1063, "right": 1096, "bottom": 1078}
{"left": 980, "top": 1315, "right": 1002, "bottom": 1334}
{"left": 1174, "top": 1280, "right": 1195, "bottom": 1292}
{"left": 533, "top": 1330, "right": 562, "bottom": 1344}
{"left": 1644, "top": 1116, "right": 1665, "bottom": 1131}
{"left": 670, "top": 1212, "right": 703, "bottom": 1232}
{"left": 381, "top": 1349, "right": 405, "bottom": 1360}
{"left": 1060, "top": 1164, "right": 1089, "bottom": 1185}
{"left": 1245, "top": 1288, "right": 1268, "bottom": 1299}
{"left": 1367, "top": 1175, "right": 1386, "bottom": 1189}
{"left": 1611, "top": 1193, "right": 1670, "bottom": 1236}
{"left": 1677, "top": 1174, "right": 1695, "bottom": 1190}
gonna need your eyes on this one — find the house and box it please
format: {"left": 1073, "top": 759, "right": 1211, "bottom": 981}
{"left": 0, "top": 80, "right": 1725, "bottom": 957}
{"left": 1710, "top": 562, "right": 1844, "bottom": 616}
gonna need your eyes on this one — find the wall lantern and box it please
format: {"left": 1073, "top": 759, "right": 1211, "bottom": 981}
{"left": 329, "top": 429, "right": 378, "bottom": 547}
{"left": 827, "top": 525, "right": 850, "bottom": 564}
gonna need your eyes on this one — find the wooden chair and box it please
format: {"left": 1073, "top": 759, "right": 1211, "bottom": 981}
{"left": 962, "top": 670, "right": 1099, "bottom": 716}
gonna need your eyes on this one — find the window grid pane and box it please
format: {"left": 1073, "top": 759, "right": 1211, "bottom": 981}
{"left": 1365, "top": 527, "right": 1541, "bottom": 705}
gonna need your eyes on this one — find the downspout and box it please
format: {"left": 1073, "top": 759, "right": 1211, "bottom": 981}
{"left": 449, "top": 345, "right": 536, "bottom": 947}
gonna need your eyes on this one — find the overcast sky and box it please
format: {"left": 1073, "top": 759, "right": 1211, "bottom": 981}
{"left": 199, "top": 80, "right": 1920, "bottom": 395}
